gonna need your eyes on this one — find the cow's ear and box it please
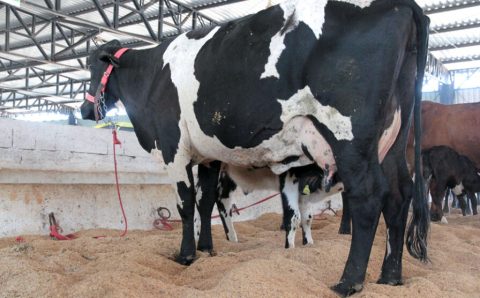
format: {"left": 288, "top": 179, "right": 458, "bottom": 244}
{"left": 98, "top": 51, "right": 120, "bottom": 67}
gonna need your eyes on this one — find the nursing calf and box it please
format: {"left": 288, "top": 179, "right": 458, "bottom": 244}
{"left": 212, "top": 164, "right": 343, "bottom": 248}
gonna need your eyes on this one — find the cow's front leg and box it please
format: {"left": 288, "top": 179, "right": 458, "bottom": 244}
{"left": 280, "top": 173, "right": 301, "bottom": 248}
{"left": 299, "top": 195, "right": 314, "bottom": 245}
{"left": 332, "top": 162, "right": 385, "bottom": 297}
{"left": 174, "top": 162, "right": 197, "bottom": 265}
{"left": 196, "top": 161, "right": 221, "bottom": 253}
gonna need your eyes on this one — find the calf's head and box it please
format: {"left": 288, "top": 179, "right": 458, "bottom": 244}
{"left": 81, "top": 40, "right": 122, "bottom": 121}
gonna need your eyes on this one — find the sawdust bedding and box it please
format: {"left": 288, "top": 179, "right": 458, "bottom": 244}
{"left": 1, "top": 211, "right": 479, "bottom": 298}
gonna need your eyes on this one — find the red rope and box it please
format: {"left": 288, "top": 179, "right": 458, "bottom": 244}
{"left": 211, "top": 192, "right": 280, "bottom": 219}
{"left": 49, "top": 128, "right": 128, "bottom": 240}
{"left": 112, "top": 129, "right": 128, "bottom": 237}
{"left": 154, "top": 192, "right": 280, "bottom": 230}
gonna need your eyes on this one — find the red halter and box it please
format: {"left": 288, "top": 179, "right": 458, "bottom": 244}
{"left": 86, "top": 48, "right": 128, "bottom": 122}
{"left": 86, "top": 47, "right": 129, "bottom": 103}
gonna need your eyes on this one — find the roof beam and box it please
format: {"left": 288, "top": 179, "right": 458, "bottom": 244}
{"left": 424, "top": 0, "right": 480, "bottom": 14}
{"left": 430, "top": 40, "right": 480, "bottom": 51}
{"left": 18, "top": 1, "right": 160, "bottom": 45}
{"left": 430, "top": 19, "right": 480, "bottom": 34}
{"left": 441, "top": 55, "right": 480, "bottom": 64}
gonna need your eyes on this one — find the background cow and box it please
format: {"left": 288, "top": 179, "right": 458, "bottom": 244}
{"left": 407, "top": 101, "right": 480, "bottom": 170}
{"left": 81, "top": 0, "right": 430, "bottom": 295}
{"left": 422, "top": 146, "right": 480, "bottom": 222}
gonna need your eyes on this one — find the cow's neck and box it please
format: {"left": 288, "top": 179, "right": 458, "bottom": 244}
{"left": 109, "top": 48, "right": 155, "bottom": 107}
{"left": 108, "top": 48, "right": 162, "bottom": 151}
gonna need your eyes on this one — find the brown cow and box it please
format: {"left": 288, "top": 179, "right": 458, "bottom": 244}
{"left": 407, "top": 101, "right": 480, "bottom": 170}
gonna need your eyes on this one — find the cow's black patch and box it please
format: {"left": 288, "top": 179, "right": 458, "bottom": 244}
{"left": 281, "top": 155, "right": 300, "bottom": 165}
{"left": 193, "top": 6, "right": 317, "bottom": 149}
{"left": 186, "top": 26, "right": 216, "bottom": 40}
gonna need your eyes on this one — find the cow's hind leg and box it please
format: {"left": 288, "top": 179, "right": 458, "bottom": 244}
{"left": 332, "top": 160, "right": 386, "bottom": 296}
{"left": 196, "top": 161, "right": 221, "bottom": 254}
{"left": 280, "top": 173, "right": 301, "bottom": 248}
{"left": 377, "top": 149, "right": 412, "bottom": 285}
{"left": 338, "top": 193, "right": 351, "bottom": 235}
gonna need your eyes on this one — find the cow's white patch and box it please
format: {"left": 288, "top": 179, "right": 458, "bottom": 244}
{"left": 278, "top": 86, "right": 353, "bottom": 141}
{"left": 261, "top": 0, "right": 326, "bottom": 79}
{"left": 261, "top": 33, "right": 287, "bottom": 79}
{"left": 378, "top": 108, "right": 401, "bottom": 163}
{"left": 386, "top": 228, "right": 391, "bottom": 258}
{"left": 441, "top": 216, "right": 449, "bottom": 224}
{"left": 333, "top": 0, "right": 375, "bottom": 9}
{"left": 453, "top": 183, "right": 464, "bottom": 196}
{"left": 163, "top": 27, "right": 221, "bottom": 186}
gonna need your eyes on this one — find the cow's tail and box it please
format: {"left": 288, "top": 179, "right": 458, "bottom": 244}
{"left": 406, "top": 3, "right": 430, "bottom": 263}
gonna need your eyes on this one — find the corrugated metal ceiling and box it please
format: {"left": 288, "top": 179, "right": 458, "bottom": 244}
{"left": 0, "top": 0, "right": 479, "bottom": 116}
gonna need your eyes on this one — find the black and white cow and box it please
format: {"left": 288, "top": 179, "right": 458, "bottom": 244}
{"left": 81, "top": 0, "right": 429, "bottom": 295}
{"left": 422, "top": 146, "right": 480, "bottom": 222}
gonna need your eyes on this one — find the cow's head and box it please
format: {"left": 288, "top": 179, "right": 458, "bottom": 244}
{"left": 81, "top": 40, "right": 122, "bottom": 121}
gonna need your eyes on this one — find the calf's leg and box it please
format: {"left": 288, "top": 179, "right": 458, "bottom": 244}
{"left": 216, "top": 170, "right": 239, "bottom": 242}
{"left": 280, "top": 173, "right": 301, "bottom": 248}
{"left": 299, "top": 195, "right": 314, "bottom": 245}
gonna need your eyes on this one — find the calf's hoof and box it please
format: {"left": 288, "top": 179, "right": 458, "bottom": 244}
{"left": 331, "top": 281, "right": 363, "bottom": 297}
{"left": 174, "top": 253, "right": 196, "bottom": 266}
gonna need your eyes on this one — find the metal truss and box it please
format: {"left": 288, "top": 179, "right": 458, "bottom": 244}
{"left": 424, "top": 0, "right": 480, "bottom": 14}
{"left": 425, "top": 53, "right": 452, "bottom": 84}
{"left": 0, "top": 0, "right": 479, "bottom": 115}
{"left": 0, "top": 0, "right": 244, "bottom": 114}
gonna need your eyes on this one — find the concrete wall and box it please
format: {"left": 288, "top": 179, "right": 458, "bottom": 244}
{"left": 0, "top": 119, "right": 340, "bottom": 238}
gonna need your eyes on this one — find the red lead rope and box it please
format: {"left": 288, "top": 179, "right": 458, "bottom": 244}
{"left": 49, "top": 128, "right": 128, "bottom": 240}
{"left": 112, "top": 129, "right": 128, "bottom": 237}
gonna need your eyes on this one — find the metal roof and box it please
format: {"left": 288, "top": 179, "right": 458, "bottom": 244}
{"left": 0, "top": 0, "right": 479, "bottom": 117}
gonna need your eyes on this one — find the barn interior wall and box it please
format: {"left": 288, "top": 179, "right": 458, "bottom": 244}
{"left": 0, "top": 118, "right": 291, "bottom": 237}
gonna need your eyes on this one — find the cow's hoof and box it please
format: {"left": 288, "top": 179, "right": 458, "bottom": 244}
{"left": 338, "top": 226, "right": 351, "bottom": 235}
{"left": 377, "top": 276, "right": 403, "bottom": 286}
{"left": 198, "top": 248, "right": 217, "bottom": 257}
{"left": 174, "top": 254, "right": 196, "bottom": 266}
{"left": 197, "top": 244, "right": 213, "bottom": 253}
{"left": 331, "top": 282, "right": 363, "bottom": 297}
